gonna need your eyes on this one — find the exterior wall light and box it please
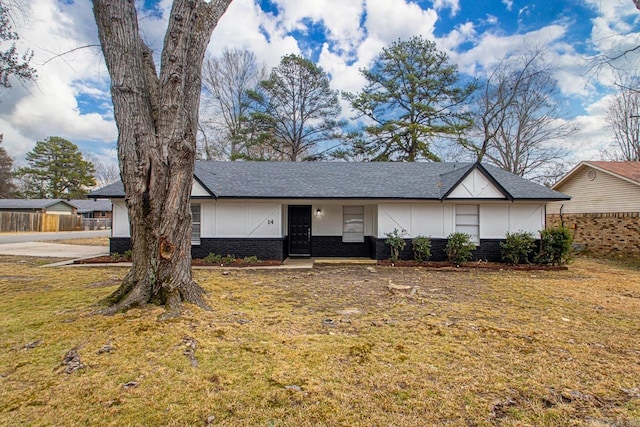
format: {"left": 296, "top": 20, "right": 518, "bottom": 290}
{"left": 315, "top": 208, "right": 322, "bottom": 217}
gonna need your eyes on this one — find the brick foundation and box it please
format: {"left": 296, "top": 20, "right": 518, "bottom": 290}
{"left": 546, "top": 212, "right": 640, "bottom": 257}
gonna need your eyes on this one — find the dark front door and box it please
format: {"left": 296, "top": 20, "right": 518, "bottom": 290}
{"left": 288, "top": 205, "right": 312, "bottom": 256}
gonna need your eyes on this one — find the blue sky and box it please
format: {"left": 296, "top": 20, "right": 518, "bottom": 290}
{"left": 1, "top": 0, "right": 639, "bottom": 168}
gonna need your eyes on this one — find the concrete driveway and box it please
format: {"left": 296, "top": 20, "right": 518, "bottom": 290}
{"left": 0, "top": 230, "right": 110, "bottom": 258}
{"left": 0, "top": 242, "right": 109, "bottom": 258}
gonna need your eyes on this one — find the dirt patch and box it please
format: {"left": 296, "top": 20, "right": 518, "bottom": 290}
{"left": 74, "top": 255, "right": 282, "bottom": 267}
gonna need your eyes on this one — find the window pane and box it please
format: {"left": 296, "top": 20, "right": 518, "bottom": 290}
{"left": 191, "top": 204, "right": 201, "bottom": 245}
{"left": 343, "top": 206, "right": 364, "bottom": 243}
{"left": 455, "top": 205, "right": 479, "bottom": 244}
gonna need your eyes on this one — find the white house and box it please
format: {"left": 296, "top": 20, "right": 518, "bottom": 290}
{"left": 90, "top": 161, "right": 569, "bottom": 261}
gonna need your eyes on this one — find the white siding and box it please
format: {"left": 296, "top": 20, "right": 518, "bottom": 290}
{"left": 112, "top": 201, "right": 129, "bottom": 237}
{"left": 212, "top": 202, "right": 281, "bottom": 238}
{"left": 480, "top": 204, "right": 544, "bottom": 238}
{"left": 378, "top": 203, "right": 449, "bottom": 238}
{"left": 378, "top": 202, "right": 545, "bottom": 239}
{"left": 548, "top": 166, "right": 640, "bottom": 214}
{"left": 448, "top": 169, "right": 506, "bottom": 198}
{"left": 312, "top": 204, "right": 342, "bottom": 235}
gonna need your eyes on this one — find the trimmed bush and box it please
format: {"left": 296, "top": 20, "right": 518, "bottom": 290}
{"left": 500, "top": 231, "right": 536, "bottom": 264}
{"left": 445, "top": 232, "right": 475, "bottom": 265}
{"left": 385, "top": 228, "right": 406, "bottom": 262}
{"left": 536, "top": 226, "right": 573, "bottom": 266}
{"left": 412, "top": 235, "right": 431, "bottom": 262}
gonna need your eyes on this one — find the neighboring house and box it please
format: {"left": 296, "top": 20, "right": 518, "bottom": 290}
{"left": 0, "top": 199, "right": 77, "bottom": 215}
{"left": 68, "top": 199, "right": 113, "bottom": 220}
{"left": 90, "top": 161, "right": 569, "bottom": 262}
{"left": 547, "top": 161, "right": 640, "bottom": 257}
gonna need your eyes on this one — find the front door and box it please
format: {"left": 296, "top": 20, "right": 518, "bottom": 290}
{"left": 288, "top": 205, "right": 312, "bottom": 256}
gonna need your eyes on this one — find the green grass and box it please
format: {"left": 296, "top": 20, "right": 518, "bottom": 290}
{"left": 1, "top": 256, "right": 639, "bottom": 425}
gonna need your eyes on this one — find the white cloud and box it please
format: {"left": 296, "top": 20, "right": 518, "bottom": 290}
{"left": 0, "top": 0, "right": 636, "bottom": 171}
{"left": 432, "top": 0, "right": 460, "bottom": 17}
{"left": 1, "top": 0, "right": 116, "bottom": 161}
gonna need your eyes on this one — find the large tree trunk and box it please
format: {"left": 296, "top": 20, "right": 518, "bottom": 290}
{"left": 93, "top": 0, "right": 233, "bottom": 315}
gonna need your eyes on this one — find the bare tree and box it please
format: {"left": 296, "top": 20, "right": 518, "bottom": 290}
{"left": 199, "top": 48, "right": 266, "bottom": 160}
{"left": 93, "top": 0, "right": 233, "bottom": 315}
{"left": 606, "top": 73, "right": 640, "bottom": 161}
{"left": 464, "top": 47, "right": 576, "bottom": 182}
{"left": 88, "top": 155, "right": 121, "bottom": 188}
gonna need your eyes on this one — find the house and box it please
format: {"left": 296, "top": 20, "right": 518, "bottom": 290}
{"left": 68, "top": 199, "right": 113, "bottom": 219}
{"left": 68, "top": 199, "right": 113, "bottom": 230}
{"left": 90, "top": 161, "right": 569, "bottom": 262}
{"left": 0, "top": 199, "right": 77, "bottom": 215}
{"left": 547, "top": 161, "right": 640, "bottom": 256}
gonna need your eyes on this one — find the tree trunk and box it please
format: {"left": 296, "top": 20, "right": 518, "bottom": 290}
{"left": 93, "top": 0, "right": 233, "bottom": 315}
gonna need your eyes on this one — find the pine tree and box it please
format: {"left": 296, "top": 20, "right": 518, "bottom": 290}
{"left": 0, "top": 135, "right": 16, "bottom": 198}
{"left": 343, "top": 36, "right": 476, "bottom": 161}
{"left": 17, "top": 136, "right": 96, "bottom": 198}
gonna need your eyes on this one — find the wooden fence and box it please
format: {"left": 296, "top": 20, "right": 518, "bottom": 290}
{"left": 0, "top": 212, "right": 83, "bottom": 233}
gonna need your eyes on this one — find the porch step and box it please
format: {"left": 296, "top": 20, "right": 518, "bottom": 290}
{"left": 312, "top": 257, "right": 377, "bottom": 265}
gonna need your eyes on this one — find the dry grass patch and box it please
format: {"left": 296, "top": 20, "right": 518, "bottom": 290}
{"left": 44, "top": 236, "right": 110, "bottom": 246}
{"left": 0, "top": 256, "right": 639, "bottom": 425}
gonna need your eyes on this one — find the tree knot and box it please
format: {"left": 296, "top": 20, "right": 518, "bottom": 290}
{"left": 159, "top": 237, "right": 175, "bottom": 259}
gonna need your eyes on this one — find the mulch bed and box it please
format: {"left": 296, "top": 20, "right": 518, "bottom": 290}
{"left": 376, "top": 260, "right": 568, "bottom": 270}
{"left": 74, "top": 256, "right": 566, "bottom": 270}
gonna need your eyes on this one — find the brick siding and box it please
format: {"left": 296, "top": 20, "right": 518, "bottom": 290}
{"left": 546, "top": 212, "right": 640, "bottom": 257}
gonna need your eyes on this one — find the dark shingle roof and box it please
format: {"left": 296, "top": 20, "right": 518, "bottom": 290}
{"left": 89, "top": 161, "right": 569, "bottom": 201}
{"left": 68, "top": 199, "right": 112, "bottom": 213}
{"left": 0, "top": 199, "right": 75, "bottom": 210}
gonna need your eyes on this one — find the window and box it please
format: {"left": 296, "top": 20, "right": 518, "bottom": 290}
{"left": 343, "top": 206, "right": 364, "bottom": 243}
{"left": 455, "top": 205, "right": 479, "bottom": 244}
{"left": 191, "top": 204, "right": 201, "bottom": 245}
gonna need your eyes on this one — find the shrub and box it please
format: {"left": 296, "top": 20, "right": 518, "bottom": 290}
{"left": 500, "top": 231, "right": 536, "bottom": 264}
{"left": 202, "top": 253, "right": 223, "bottom": 263}
{"left": 220, "top": 254, "right": 237, "bottom": 265}
{"left": 242, "top": 255, "right": 260, "bottom": 264}
{"left": 385, "top": 228, "right": 407, "bottom": 262}
{"left": 536, "top": 226, "right": 573, "bottom": 265}
{"left": 445, "top": 232, "right": 475, "bottom": 265}
{"left": 111, "top": 250, "right": 132, "bottom": 261}
{"left": 412, "top": 235, "right": 431, "bottom": 262}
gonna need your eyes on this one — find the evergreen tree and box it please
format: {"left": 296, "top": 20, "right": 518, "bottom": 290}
{"left": 343, "top": 36, "right": 476, "bottom": 161}
{"left": 17, "top": 136, "right": 96, "bottom": 198}
{"left": 0, "top": 135, "right": 16, "bottom": 198}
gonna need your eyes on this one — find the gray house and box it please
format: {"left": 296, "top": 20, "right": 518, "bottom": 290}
{"left": 91, "top": 161, "right": 569, "bottom": 261}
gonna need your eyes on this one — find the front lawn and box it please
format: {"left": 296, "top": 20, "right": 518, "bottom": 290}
{"left": 1, "top": 256, "right": 639, "bottom": 425}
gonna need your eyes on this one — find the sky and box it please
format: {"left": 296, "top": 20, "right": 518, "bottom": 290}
{"left": 1, "top": 0, "right": 640, "bottom": 169}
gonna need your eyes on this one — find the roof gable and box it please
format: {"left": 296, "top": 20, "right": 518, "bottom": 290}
{"left": 445, "top": 164, "right": 509, "bottom": 199}
{"left": 554, "top": 161, "right": 640, "bottom": 190}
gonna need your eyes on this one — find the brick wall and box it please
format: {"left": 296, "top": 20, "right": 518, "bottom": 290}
{"left": 546, "top": 212, "right": 640, "bottom": 257}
